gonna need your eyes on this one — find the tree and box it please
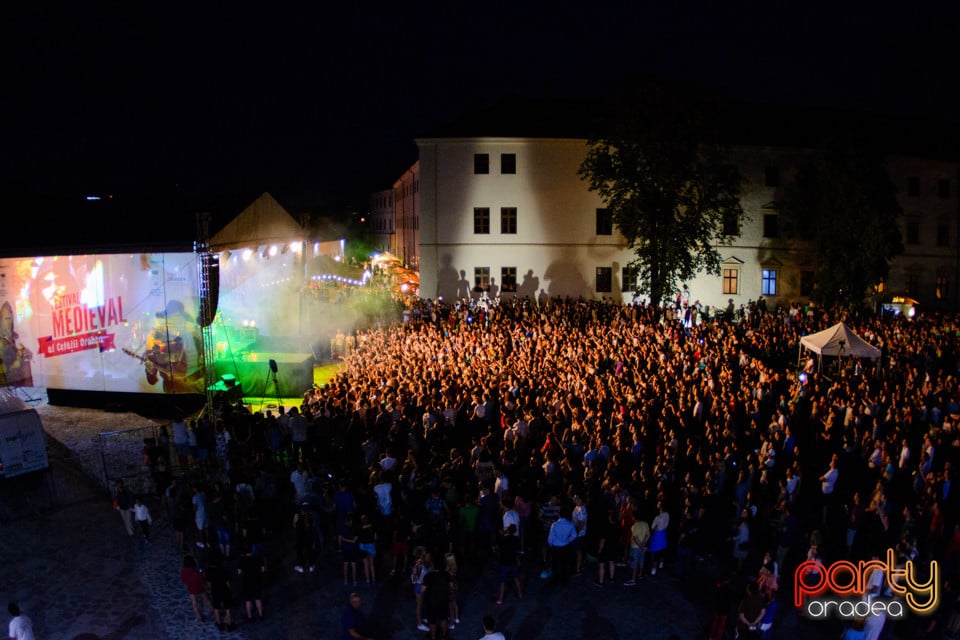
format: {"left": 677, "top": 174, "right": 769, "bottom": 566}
{"left": 578, "top": 82, "right": 744, "bottom": 311}
{"left": 781, "top": 134, "right": 903, "bottom": 306}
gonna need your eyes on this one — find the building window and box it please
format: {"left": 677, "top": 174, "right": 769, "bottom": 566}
{"left": 501, "top": 267, "right": 517, "bottom": 293}
{"left": 473, "top": 207, "right": 490, "bottom": 234}
{"left": 907, "top": 176, "right": 920, "bottom": 196}
{"left": 937, "top": 223, "right": 949, "bottom": 247}
{"left": 800, "top": 270, "right": 815, "bottom": 297}
{"left": 722, "top": 268, "right": 739, "bottom": 295}
{"left": 761, "top": 269, "right": 777, "bottom": 296}
{"left": 474, "top": 154, "right": 489, "bottom": 174}
{"left": 722, "top": 211, "right": 739, "bottom": 236}
{"left": 939, "top": 179, "right": 952, "bottom": 199}
{"left": 474, "top": 267, "right": 490, "bottom": 292}
{"left": 501, "top": 153, "right": 516, "bottom": 174}
{"left": 906, "top": 221, "right": 920, "bottom": 245}
{"left": 904, "top": 273, "right": 919, "bottom": 297}
{"left": 621, "top": 265, "right": 637, "bottom": 292}
{"left": 763, "top": 214, "right": 779, "bottom": 238}
{"left": 596, "top": 267, "right": 612, "bottom": 293}
{"left": 936, "top": 274, "right": 948, "bottom": 300}
{"left": 501, "top": 207, "right": 517, "bottom": 234}
{"left": 596, "top": 208, "right": 613, "bottom": 235}
{"left": 764, "top": 166, "right": 780, "bottom": 187}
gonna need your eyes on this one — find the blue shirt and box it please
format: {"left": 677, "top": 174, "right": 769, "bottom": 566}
{"left": 547, "top": 517, "right": 578, "bottom": 548}
{"left": 341, "top": 604, "right": 366, "bottom": 640}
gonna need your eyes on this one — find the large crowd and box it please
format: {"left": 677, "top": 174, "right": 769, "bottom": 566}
{"left": 144, "top": 295, "right": 960, "bottom": 640}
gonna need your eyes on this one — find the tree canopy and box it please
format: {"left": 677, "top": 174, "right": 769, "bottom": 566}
{"left": 781, "top": 134, "right": 903, "bottom": 306}
{"left": 578, "top": 82, "right": 744, "bottom": 310}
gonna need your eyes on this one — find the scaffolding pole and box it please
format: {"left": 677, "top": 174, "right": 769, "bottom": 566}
{"left": 196, "top": 212, "right": 219, "bottom": 421}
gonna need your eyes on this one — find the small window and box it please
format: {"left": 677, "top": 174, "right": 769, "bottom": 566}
{"left": 596, "top": 208, "right": 613, "bottom": 236}
{"left": 474, "top": 267, "right": 490, "bottom": 292}
{"left": 908, "top": 176, "right": 920, "bottom": 196}
{"left": 939, "top": 179, "right": 951, "bottom": 199}
{"left": 937, "top": 223, "right": 949, "bottom": 247}
{"left": 800, "top": 270, "right": 815, "bottom": 297}
{"left": 473, "top": 207, "right": 490, "bottom": 234}
{"left": 722, "top": 211, "right": 739, "bottom": 236}
{"left": 906, "top": 221, "right": 920, "bottom": 245}
{"left": 501, "top": 207, "right": 517, "bottom": 234}
{"left": 501, "top": 267, "right": 517, "bottom": 293}
{"left": 621, "top": 265, "right": 637, "bottom": 292}
{"left": 474, "top": 154, "right": 489, "bottom": 174}
{"left": 763, "top": 214, "right": 779, "bottom": 239}
{"left": 723, "top": 268, "right": 739, "bottom": 295}
{"left": 764, "top": 166, "right": 780, "bottom": 187}
{"left": 761, "top": 269, "right": 777, "bottom": 296}
{"left": 936, "top": 274, "right": 948, "bottom": 300}
{"left": 904, "top": 273, "right": 919, "bottom": 297}
{"left": 501, "top": 153, "right": 516, "bottom": 174}
{"left": 596, "top": 267, "right": 612, "bottom": 293}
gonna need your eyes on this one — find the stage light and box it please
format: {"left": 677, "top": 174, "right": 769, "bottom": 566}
{"left": 242, "top": 248, "right": 253, "bottom": 261}
{"left": 269, "top": 245, "right": 279, "bottom": 257}
{"left": 291, "top": 242, "right": 302, "bottom": 254}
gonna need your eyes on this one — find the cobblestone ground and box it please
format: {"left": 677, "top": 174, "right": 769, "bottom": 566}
{"left": 0, "top": 393, "right": 872, "bottom": 640}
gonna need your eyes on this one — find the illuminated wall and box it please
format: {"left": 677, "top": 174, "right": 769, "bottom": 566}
{"left": 416, "top": 137, "right": 632, "bottom": 302}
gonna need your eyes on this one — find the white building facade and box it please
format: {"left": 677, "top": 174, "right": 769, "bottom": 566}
{"left": 406, "top": 134, "right": 959, "bottom": 311}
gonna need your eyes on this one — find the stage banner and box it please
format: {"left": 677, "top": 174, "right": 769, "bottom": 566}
{"left": 0, "top": 253, "right": 205, "bottom": 394}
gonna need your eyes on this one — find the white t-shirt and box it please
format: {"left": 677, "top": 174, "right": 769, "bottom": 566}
{"left": 821, "top": 467, "right": 839, "bottom": 495}
{"left": 290, "top": 469, "right": 309, "bottom": 500}
{"left": 502, "top": 508, "right": 520, "bottom": 535}
{"left": 8, "top": 614, "right": 35, "bottom": 640}
{"left": 374, "top": 482, "right": 393, "bottom": 515}
{"left": 479, "top": 633, "right": 506, "bottom": 640}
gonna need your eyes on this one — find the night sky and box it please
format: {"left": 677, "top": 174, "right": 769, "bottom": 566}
{"left": 3, "top": 3, "right": 959, "bottom": 251}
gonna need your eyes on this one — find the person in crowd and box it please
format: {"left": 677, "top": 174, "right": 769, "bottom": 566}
{"left": 206, "top": 551, "right": 235, "bottom": 631}
{"left": 422, "top": 556, "right": 452, "bottom": 640}
{"left": 179, "top": 554, "right": 212, "bottom": 623}
{"left": 478, "top": 614, "right": 506, "bottom": 640}
{"left": 7, "top": 602, "right": 34, "bottom": 640}
{"left": 114, "top": 479, "right": 134, "bottom": 536}
{"left": 444, "top": 552, "right": 460, "bottom": 628}
{"left": 341, "top": 592, "right": 375, "bottom": 640}
{"left": 496, "top": 523, "right": 523, "bottom": 605}
{"left": 133, "top": 495, "right": 153, "bottom": 541}
{"left": 237, "top": 544, "right": 266, "bottom": 623}
{"left": 411, "top": 549, "right": 433, "bottom": 632}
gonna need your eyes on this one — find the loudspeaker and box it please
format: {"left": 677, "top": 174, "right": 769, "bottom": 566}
{"left": 269, "top": 359, "right": 278, "bottom": 373}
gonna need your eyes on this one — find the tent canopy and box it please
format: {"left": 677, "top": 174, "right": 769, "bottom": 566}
{"left": 800, "top": 322, "right": 881, "bottom": 359}
{"left": 211, "top": 192, "right": 304, "bottom": 251}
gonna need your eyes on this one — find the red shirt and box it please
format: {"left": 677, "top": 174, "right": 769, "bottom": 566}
{"left": 180, "top": 567, "right": 205, "bottom": 595}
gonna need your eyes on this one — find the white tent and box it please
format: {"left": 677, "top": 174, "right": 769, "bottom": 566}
{"left": 211, "top": 192, "right": 304, "bottom": 251}
{"left": 800, "top": 322, "right": 882, "bottom": 359}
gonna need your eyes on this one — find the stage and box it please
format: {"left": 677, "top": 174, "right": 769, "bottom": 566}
{"left": 213, "top": 351, "right": 315, "bottom": 400}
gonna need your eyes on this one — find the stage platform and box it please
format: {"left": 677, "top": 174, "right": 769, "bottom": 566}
{"left": 213, "top": 351, "right": 314, "bottom": 400}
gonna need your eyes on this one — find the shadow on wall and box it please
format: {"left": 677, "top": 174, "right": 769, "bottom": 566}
{"left": 436, "top": 255, "right": 594, "bottom": 302}
{"left": 543, "top": 260, "right": 589, "bottom": 298}
{"left": 517, "top": 269, "right": 539, "bottom": 298}
{"left": 437, "top": 254, "right": 473, "bottom": 301}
